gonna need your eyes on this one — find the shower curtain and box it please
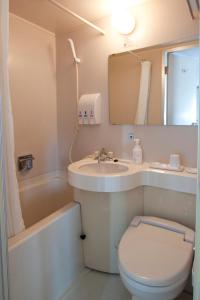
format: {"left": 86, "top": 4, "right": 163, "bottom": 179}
{"left": 0, "top": 0, "right": 25, "bottom": 238}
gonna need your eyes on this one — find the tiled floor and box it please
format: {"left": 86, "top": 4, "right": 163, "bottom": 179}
{"left": 61, "top": 269, "right": 192, "bottom": 300}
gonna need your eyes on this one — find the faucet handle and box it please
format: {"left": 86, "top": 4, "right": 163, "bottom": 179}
{"left": 107, "top": 151, "right": 114, "bottom": 159}
{"left": 101, "top": 147, "right": 107, "bottom": 154}
{"left": 93, "top": 150, "right": 100, "bottom": 159}
{"left": 94, "top": 148, "right": 114, "bottom": 162}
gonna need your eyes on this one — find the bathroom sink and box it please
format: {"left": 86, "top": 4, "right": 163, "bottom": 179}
{"left": 68, "top": 159, "right": 137, "bottom": 192}
{"left": 68, "top": 159, "right": 197, "bottom": 193}
{"left": 78, "top": 162, "right": 129, "bottom": 174}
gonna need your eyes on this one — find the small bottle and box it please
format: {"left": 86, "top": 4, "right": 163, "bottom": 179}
{"left": 132, "top": 138, "right": 143, "bottom": 164}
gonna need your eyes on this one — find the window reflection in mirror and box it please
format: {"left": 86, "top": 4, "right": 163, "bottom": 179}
{"left": 108, "top": 41, "right": 199, "bottom": 126}
{"left": 165, "top": 46, "right": 199, "bottom": 125}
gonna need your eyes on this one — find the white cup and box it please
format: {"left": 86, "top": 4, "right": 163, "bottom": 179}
{"left": 169, "top": 154, "right": 180, "bottom": 169}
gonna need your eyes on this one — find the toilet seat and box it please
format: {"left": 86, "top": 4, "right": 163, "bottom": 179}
{"left": 119, "top": 216, "right": 194, "bottom": 288}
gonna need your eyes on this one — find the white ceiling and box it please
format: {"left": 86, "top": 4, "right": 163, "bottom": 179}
{"left": 9, "top": 0, "right": 152, "bottom": 34}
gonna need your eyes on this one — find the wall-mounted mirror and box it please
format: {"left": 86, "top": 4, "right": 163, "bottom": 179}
{"left": 108, "top": 41, "right": 199, "bottom": 126}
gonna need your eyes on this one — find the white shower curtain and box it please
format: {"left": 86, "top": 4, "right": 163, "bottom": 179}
{"left": 0, "top": 0, "right": 25, "bottom": 238}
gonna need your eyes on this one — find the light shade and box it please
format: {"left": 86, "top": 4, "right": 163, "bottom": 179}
{"left": 111, "top": 9, "right": 135, "bottom": 35}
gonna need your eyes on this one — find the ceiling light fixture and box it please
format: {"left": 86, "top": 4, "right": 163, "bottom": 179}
{"left": 111, "top": 9, "right": 135, "bottom": 35}
{"left": 110, "top": 0, "right": 136, "bottom": 35}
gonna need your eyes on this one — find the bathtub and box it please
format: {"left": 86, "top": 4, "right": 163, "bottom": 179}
{"left": 8, "top": 172, "right": 84, "bottom": 300}
{"left": 18, "top": 171, "right": 74, "bottom": 228}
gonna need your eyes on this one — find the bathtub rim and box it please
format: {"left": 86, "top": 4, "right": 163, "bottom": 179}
{"left": 8, "top": 202, "right": 78, "bottom": 250}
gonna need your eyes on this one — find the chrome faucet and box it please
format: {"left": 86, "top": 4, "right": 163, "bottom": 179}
{"left": 95, "top": 148, "right": 114, "bottom": 164}
{"left": 98, "top": 148, "right": 107, "bottom": 164}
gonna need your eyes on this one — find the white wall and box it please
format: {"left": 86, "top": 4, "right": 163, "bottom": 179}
{"left": 194, "top": 38, "right": 200, "bottom": 299}
{"left": 9, "top": 14, "right": 58, "bottom": 180}
{"left": 56, "top": 0, "right": 198, "bottom": 168}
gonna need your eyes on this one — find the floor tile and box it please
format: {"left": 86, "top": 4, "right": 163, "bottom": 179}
{"left": 61, "top": 269, "right": 192, "bottom": 300}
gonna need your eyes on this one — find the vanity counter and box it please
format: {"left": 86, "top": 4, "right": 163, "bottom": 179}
{"left": 68, "top": 159, "right": 197, "bottom": 194}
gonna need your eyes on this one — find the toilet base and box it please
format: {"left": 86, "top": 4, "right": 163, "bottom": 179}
{"left": 120, "top": 269, "right": 188, "bottom": 300}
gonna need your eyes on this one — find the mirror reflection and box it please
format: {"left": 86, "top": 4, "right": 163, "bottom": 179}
{"left": 108, "top": 41, "right": 199, "bottom": 126}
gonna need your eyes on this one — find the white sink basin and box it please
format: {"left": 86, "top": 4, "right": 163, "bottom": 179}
{"left": 78, "top": 162, "right": 129, "bottom": 174}
{"left": 68, "top": 159, "right": 135, "bottom": 192}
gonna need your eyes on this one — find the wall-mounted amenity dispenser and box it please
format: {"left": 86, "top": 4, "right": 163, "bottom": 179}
{"left": 78, "top": 93, "right": 102, "bottom": 125}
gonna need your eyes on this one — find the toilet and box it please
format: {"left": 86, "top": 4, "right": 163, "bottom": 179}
{"left": 118, "top": 216, "right": 194, "bottom": 300}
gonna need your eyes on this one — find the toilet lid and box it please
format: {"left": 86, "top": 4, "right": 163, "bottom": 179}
{"left": 119, "top": 217, "right": 194, "bottom": 287}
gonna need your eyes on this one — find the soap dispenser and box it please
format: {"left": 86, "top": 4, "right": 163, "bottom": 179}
{"left": 132, "top": 138, "right": 143, "bottom": 164}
